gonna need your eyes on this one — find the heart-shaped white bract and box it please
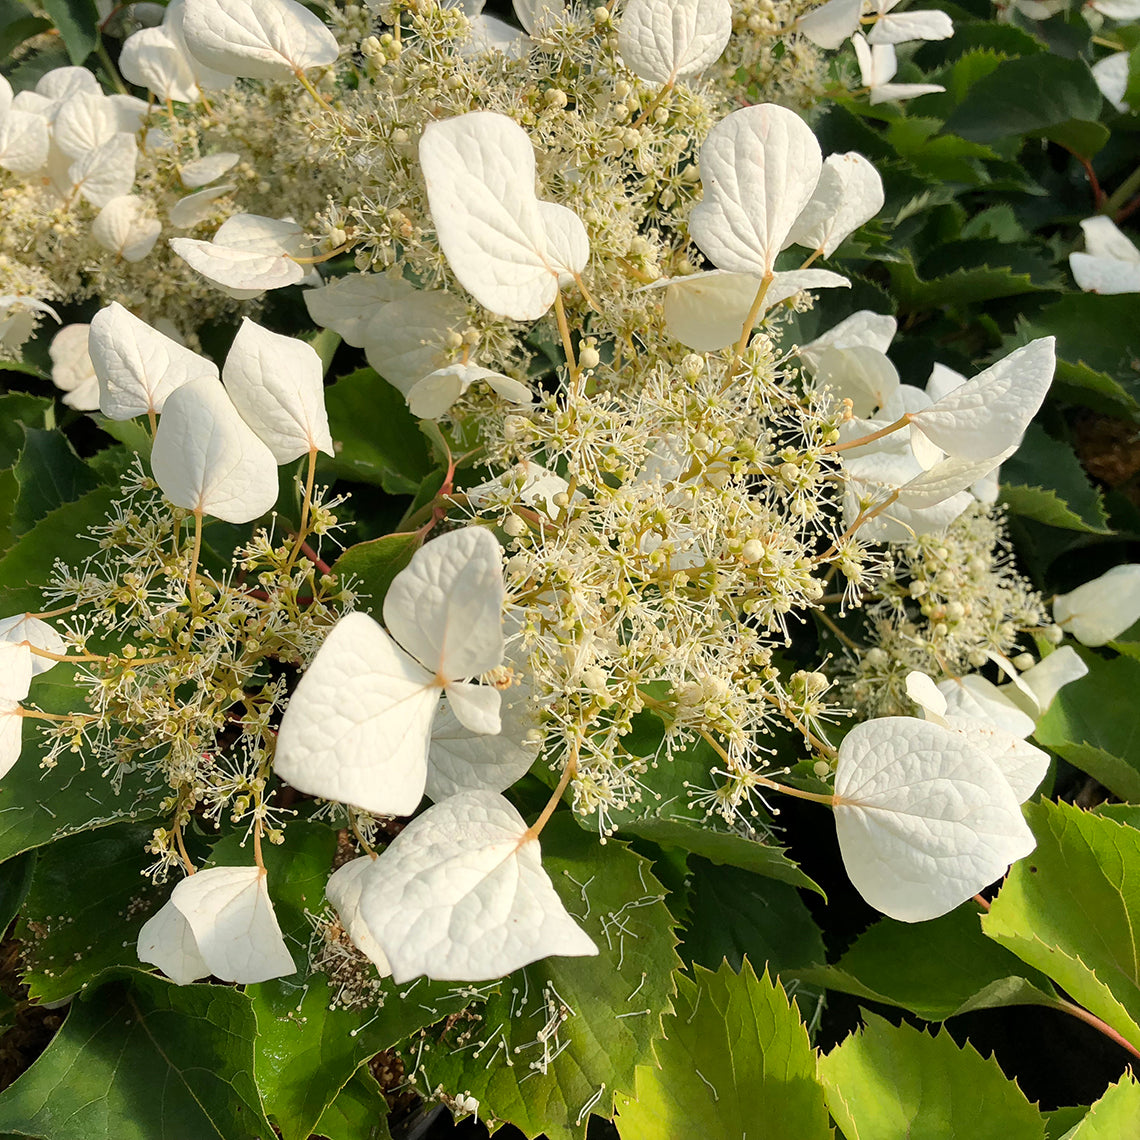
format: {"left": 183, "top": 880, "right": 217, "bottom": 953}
{"left": 359, "top": 790, "right": 598, "bottom": 982}
{"left": 325, "top": 856, "right": 392, "bottom": 976}
{"left": 49, "top": 324, "right": 100, "bottom": 412}
{"left": 169, "top": 184, "right": 236, "bottom": 229}
{"left": 51, "top": 92, "right": 121, "bottom": 161}
{"left": 181, "top": 152, "right": 240, "bottom": 188}
{"left": 689, "top": 104, "right": 823, "bottom": 277}
{"left": 0, "top": 75, "right": 49, "bottom": 176}
{"left": 786, "top": 152, "right": 884, "bottom": 259}
{"left": 1016, "top": 647, "right": 1088, "bottom": 715}
{"left": 163, "top": 0, "right": 238, "bottom": 91}
{"left": 814, "top": 345, "right": 900, "bottom": 418}
{"left": 426, "top": 691, "right": 539, "bottom": 801}
{"left": 419, "top": 112, "right": 589, "bottom": 320}
{"left": 180, "top": 0, "right": 339, "bottom": 81}
{"left": 274, "top": 528, "right": 506, "bottom": 816}
{"left": 834, "top": 716, "right": 1035, "bottom": 922}
{"left": 170, "top": 214, "right": 310, "bottom": 298}
{"left": 1069, "top": 216, "right": 1140, "bottom": 296}
{"left": 90, "top": 302, "right": 218, "bottom": 420}
{"left": 617, "top": 0, "right": 732, "bottom": 86}
{"left": 274, "top": 612, "right": 443, "bottom": 817}
{"left": 0, "top": 642, "right": 33, "bottom": 702}
{"left": 304, "top": 273, "right": 412, "bottom": 348}
{"left": 0, "top": 615, "right": 64, "bottom": 678}
{"left": 138, "top": 865, "right": 296, "bottom": 985}
{"left": 1092, "top": 53, "right": 1130, "bottom": 115}
{"left": 798, "top": 309, "right": 897, "bottom": 372}
{"left": 67, "top": 132, "right": 138, "bottom": 208}
{"left": 908, "top": 337, "right": 1055, "bottom": 462}
{"left": 151, "top": 375, "right": 280, "bottom": 524}
{"left": 893, "top": 446, "right": 1015, "bottom": 510}
{"left": 222, "top": 318, "right": 334, "bottom": 462}
{"left": 865, "top": 0, "right": 953, "bottom": 44}
{"left": 91, "top": 196, "right": 162, "bottom": 263}
{"left": 120, "top": 25, "right": 201, "bottom": 103}
{"left": 406, "top": 362, "right": 531, "bottom": 420}
{"left": 797, "top": 0, "right": 861, "bottom": 48}
{"left": 938, "top": 674, "right": 1036, "bottom": 739}
{"left": 852, "top": 35, "right": 945, "bottom": 104}
{"left": 1053, "top": 564, "right": 1140, "bottom": 646}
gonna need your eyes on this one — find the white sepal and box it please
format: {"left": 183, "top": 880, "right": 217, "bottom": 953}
{"left": 169, "top": 185, "right": 235, "bottom": 229}
{"left": 304, "top": 273, "right": 412, "bottom": 348}
{"left": 0, "top": 615, "right": 65, "bottom": 678}
{"left": 383, "top": 527, "right": 505, "bottom": 684}
{"left": 325, "top": 856, "right": 392, "bottom": 976}
{"left": 617, "top": 0, "right": 733, "bottom": 85}
{"left": 785, "top": 151, "right": 884, "bottom": 258}
{"left": 363, "top": 290, "right": 467, "bottom": 394}
{"left": 136, "top": 899, "right": 212, "bottom": 985}
{"left": 90, "top": 302, "right": 218, "bottom": 420}
{"left": 68, "top": 133, "right": 137, "bottom": 208}
{"left": 937, "top": 674, "right": 1035, "bottom": 739}
{"left": 170, "top": 865, "right": 296, "bottom": 984}
{"left": 180, "top": 0, "right": 339, "bottom": 81}
{"left": 406, "top": 362, "right": 531, "bottom": 420}
{"left": 170, "top": 214, "right": 310, "bottom": 297}
{"left": 1053, "top": 564, "right": 1140, "bottom": 646}
{"left": 151, "top": 375, "right": 280, "bottom": 523}
{"left": 49, "top": 324, "right": 101, "bottom": 412}
{"left": 798, "top": 309, "right": 897, "bottom": 372}
{"left": 359, "top": 790, "right": 598, "bottom": 982}
{"left": 181, "top": 152, "right": 240, "bottom": 187}
{"left": 689, "top": 104, "right": 822, "bottom": 276}
{"left": 1017, "top": 647, "right": 1088, "bottom": 714}
{"left": 0, "top": 701, "right": 23, "bottom": 780}
{"left": 119, "top": 26, "right": 200, "bottom": 103}
{"left": 0, "top": 642, "right": 33, "bottom": 702}
{"left": 91, "top": 196, "right": 162, "bottom": 263}
{"left": 222, "top": 318, "right": 334, "bottom": 462}
{"left": 797, "top": 0, "right": 861, "bottom": 48}
{"left": 273, "top": 612, "right": 439, "bottom": 817}
{"left": 834, "top": 716, "right": 1035, "bottom": 922}
{"left": 909, "top": 338, "right": 1055, "bottom": 461}
{"left": 942, "top": 715, "right": 1049, "bottom": 804}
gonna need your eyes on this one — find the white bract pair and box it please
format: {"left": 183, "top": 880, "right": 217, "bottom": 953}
{"left": 138, "top": 865, "right": 294, "bottom": 984}
{"left": 89, "top": 303, "right": 333, "bottom": 524}
{"left": 419, "top": 112, "right": 590, "bottom": 321}
{"left": 617, "top": 0, "right": 733, "bottom": 87}
{"left": 1068, "top": 216, "right": 1140, "bottom": 295}
{"left": 171, "top": 214, "right": 313, "bottom": 298}
{"left": 799, "top": 0, "right": 952, "bottom": 48}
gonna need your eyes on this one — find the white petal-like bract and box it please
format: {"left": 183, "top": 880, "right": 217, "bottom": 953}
{"left": 180, "top": 0, "right": 339, "bottom": 81}
{"left": 797, "top": 0, "right": 861, "bottom": 48}
{"left": 136, "top": 899, "right": 212, "bottom": 985}
{"left": 383, "top": 527, "right": 505, "bottom": 683}
{"left": 0, "top": 615, "right": 65, "bottom": 678}
{"left": 834, "top": 717, "right": 1035, "bottom": 922}
{"left": 91, "top": 196, "right": 162, "bottom": 263}
{"left": 0, "top": 642, "right": 33, "bottom": 702}
{"left": 171, "top": 865, "right": 296, "bottom": 983}
{"left": 359, "top": 790, "right": 598, "bottom": 981}
{"left": 49, "top": 324, "right": 101, "bottom": 412}
{"left": 151, "top": 376, "right": 280, "bottom": 523}
{"left": 222, "top": 318, "right": 334, "bottom": 462}
{"left": 617, "top": 0, "right": 733, "bottom": 85}
{"left": 325, "top": 856, "right": 392, "bottom": 975}
{"left": 90, "top": 302, "right": 218, "bottom": 420}
{"left": 689, "top": 104, "right": 822, "bottom": 276}
{"left": 1053, "top": 564, "right": 1140, "bottom": 646}
{"left": 273, "top": 612, "right": 439, "bottom": 817}
{"left": 909, "top": 338, "right": 1055, "bottom": 461}
{"left": 120, "top": 26, "right": 200, "bottom": 103}
{"left": 785, "top": 151, "right": 884, "bottom": 259}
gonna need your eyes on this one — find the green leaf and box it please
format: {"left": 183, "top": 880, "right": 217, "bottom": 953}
{"left": 0, "top": 485, "right": 116, "bottom": 614}
{"left": 0, "top": 468, "right": 18, "bottom": 557}
{"left": 615, "top": 961, "right": 831, "bottom": 1140}
{"left": 886, "top": 257, "right": 1057, "bottom": 311}
{"left": 0, "top": 3, "right": 51, "bottom": 57}
{"left": 1033, "top": 654, "right": 1140, "bottom": 801}
{"left": 680, "top": 858, "right": 824, "bottom": 978}
{"left": 427, "top": 815, "right": 679, "bottom": 1140}
{"left": 0, "top": 393, "right": 51, "bottom": 467}
{"left": 1044, "top": 1106, "right": 1090, "bottom": 1140}
{"left": 1030, "top": 119, "right": 1110, "bottom": 160}
{"left": 982, "top": 800, "right": 1140, "bottom": 1053}
{"left": 322, "top": 368, "right": 431, "bottom": 494}
{"left": 0, "top": 851, "right": 35, "bottom": 932}
{"left": 943, "top": 55, "right": 1102, "bottom": 143}
{"left": 998, "top": 425, "right": 1112, "bottom": 535}
{"left": 250, "top": 973, "right": 454, "bottom": 1140}
{"left": 12, "top": 428, "right": 99, "bottom": 535}
{"left": 1061, "top": 1075, "right": 1140, "bottom": 1139}
{"left": 41, "top": 0, "right": 99, "bottom": 63}
{"left": 95, "top": 417, "right": 153, "bottom": 463}
{"left": 819, "top": 1013, "right": 1045, "bottom": 1140}
{"left": 0, "top": 968, "right": 275, "bottom": 1139}
{"left": 792, "top": 904, "right": 1056, "bottom": 1022}
{"left": 17, "top": 823, "right": 163, "bottom": 1004}
{"left": 332, "top": 531, "right": 423, "bottom": 613}
{"left": 313, "top": 1069, "right": 391, "bottom": 1140}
